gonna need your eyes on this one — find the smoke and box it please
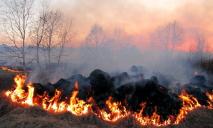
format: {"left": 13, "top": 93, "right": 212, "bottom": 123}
{"left": 48, "top": 0, "right": 213, "bottom": 49}
{"left": 28, "top": 25, "right": 202, "bottom": 87}
{"left": 15, "top": 0, "right": 213, "bottom": 86}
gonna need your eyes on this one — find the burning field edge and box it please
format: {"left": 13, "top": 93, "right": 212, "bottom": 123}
{"left": 0, "top": 67, "right": 213, "bottom": 128}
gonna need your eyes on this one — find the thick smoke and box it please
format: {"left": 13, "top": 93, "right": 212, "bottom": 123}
{"left": 28, "top": 25, "right": 206, "bottom": 88}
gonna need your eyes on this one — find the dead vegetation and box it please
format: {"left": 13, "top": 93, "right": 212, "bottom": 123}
{"left": 0, "top": 69, "right": 213, "bottom": 128}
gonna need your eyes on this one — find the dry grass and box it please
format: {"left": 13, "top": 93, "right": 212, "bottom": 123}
{"left": 0, "top": 102, "right": 212, "bottom": 128}
{"left": 0, "top": 69, "right": 213, "bottom": 128}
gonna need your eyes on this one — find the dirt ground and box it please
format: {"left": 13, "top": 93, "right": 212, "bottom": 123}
{"left": 0, "top": 70, "right": 213, "bottom": 128}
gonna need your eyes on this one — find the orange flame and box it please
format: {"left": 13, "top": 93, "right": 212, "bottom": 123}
{"left": 174, "top": 91, "right": 201, "bottom": 124}
{"left": 4, "top": 74, "right": 213, "bottom": 127}
{"left": 134, "top": 103, "right": 172, "bottom": 127}
{"left": 206, "top": 92, "right": 213, "bottom": 109}
{"left": 5, "top": 75, "right": 91, "bottom": 115}
{"left": 5, "top": 75, "right": 27, "bottom": 103}
{"left": 0, "top": 66, "right": 23, "bottom": 73}
{"left": 98, "top": 96, "right": 130, "bottom": 122}
{"left": 67, "top": 81, "right": 91, "bottom": 116}
{"left": 23, "top": 84, "right": 34, "bottom": 106}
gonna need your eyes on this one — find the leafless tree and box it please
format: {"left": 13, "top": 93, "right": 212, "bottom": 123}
{"left": 2, "top": 0, "right": 34, "bottom": 68}
{"left": 151, "top": 21, "right": 183, "bottom": 51}
{"left": 82, "top": 24, "right": 106, "bottom": 67}
{"left": 57, "top": 21, "right": 72, "bottom": 65}
{"left": 168, "top": 22, "right": 183, "bottom": 51}
{"left": 85, "top": 24, "right": 105, "bottom": 55}
{"left": 195, "top": 32, "right": 206, "bottom": 62}
{"left": 31, "top": 7, "right": 48, "bottom": 65}
{"left": 44, "top": 10, "right": 62, "bottom": 65}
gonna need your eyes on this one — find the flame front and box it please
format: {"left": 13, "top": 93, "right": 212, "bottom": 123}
{"left": 174, "top": 91, "right": 201, "bottom": 124}
{"left": 206, "top": 91, "right": 213, "bottom": 109}
{"left": 133, "top": 103, "right": 172, "bottom": 127}
{"left": 0, "top": 66, "right": 22, "bottom": 73}
{"left": 24, "top": 84, "right": 34, "bottom": 106}
{"left": 98, "top": 96, "right": 130, "bottom": 122}
{"left": 4, "top": 74, "right": 213, "bottom": 127}
{"left": 67, "top": 81, "right": 91, "bottom": 116}
{"left": 5, "top": 75, "right": 91, "bottom": 115}
{"left": 5, "top": 75, "right": 27, "bottom": 103}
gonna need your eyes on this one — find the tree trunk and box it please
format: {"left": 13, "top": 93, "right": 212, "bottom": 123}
{"left": 36, "top": 43, "right": 40, "bottom": 64}
{"left": 22, "top": 39, "right": 26, "bottom": 69}
{"left": 48, "top": 36, "right": 51, "bottom": 65}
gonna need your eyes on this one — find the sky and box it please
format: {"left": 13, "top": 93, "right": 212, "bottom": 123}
{"left": 1, "top": 0, "right": 213, "bottom": 52}
{"left": 48, "top": 0, "right": 213, "bottom": 51}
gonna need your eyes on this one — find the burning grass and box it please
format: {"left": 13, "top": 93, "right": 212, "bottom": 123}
{"left": 3, "top": 74, "right": 213, "bottom": 127}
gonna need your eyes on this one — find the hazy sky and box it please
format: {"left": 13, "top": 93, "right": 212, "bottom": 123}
{"left": 1, "top": 0, "right": 213, "bottom": 51}
{"left": 48, "top": 0, "right": 213, "bottom": 51}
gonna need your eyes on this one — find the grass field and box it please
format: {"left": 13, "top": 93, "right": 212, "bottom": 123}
{"left": 0, "top": 69, "right": 213, "bottom": 128}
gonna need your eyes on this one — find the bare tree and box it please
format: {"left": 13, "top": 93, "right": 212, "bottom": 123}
{"left": 85, "top": 24, "right": 105, "bottom": 55}
{"left": 81, "top": 24, "right": 105, "bottom": 67}
{"left": 151, "top": 21, "right": 183, "bottom": 51}
{"left": 168, "top": 22, "right": 183, "bottom": 51}
{"left": 57, "top": 21, "right": 72, "bottom": 65}
{"left": 195, "top": 32, "right": 206, "bottom": 62}
{"left": 31, "top": 5, "right": 48, "bottom": 65}
{"left": 2, "top": 0, "right": 34, "bottom": 68}
{"left": 44, "top": 10, "right": 62, "bottom": 65}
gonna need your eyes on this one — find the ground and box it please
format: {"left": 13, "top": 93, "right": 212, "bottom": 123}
{"left": 0, "top": 69, "right": 213, "bottom": 128}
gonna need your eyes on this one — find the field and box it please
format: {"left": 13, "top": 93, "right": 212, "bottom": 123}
{"left": 0, "top": 69, "right": 213, "bottom": 128}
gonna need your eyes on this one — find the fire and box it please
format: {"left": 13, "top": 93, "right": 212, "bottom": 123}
{"left": 0, "top": 66, "right": 22, "bottom": 73}
{"left": 206, "top": 92, "right": 213, "bottom": 102}
{"left": 4, "top": 74, "right": 213, "bottom": 127}
{"left": 23, "top": 84, "right": 34, "bottom": 106}
{"left": 174, "top": 91, "right": 201, "bottom": 124}
{"left": 43, "top": 89, "right": 67, "bottom": 113}
{"left": 134, "top": 91, "right": 209, "bottom": 126}
{"left": 5, "top": 75, "right": 27, "bottom": 103}
{"left": 206, "top": 92, "right": 213, "bottom": 109}
{"left": 98, "top": 96, "right": 130, "bottom": 122}
{"left": 5, "top": 75, "right": 91, "bottom": 115}
{"left": 67, "top": 81, "right": 91, "bottom": 116}
{"left": 134, "top": 103, "right": 172, "bottom": 127}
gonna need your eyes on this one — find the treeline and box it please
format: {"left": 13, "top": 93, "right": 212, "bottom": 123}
{"left": 1, "top": 0, "right": 72, "bottom": 69}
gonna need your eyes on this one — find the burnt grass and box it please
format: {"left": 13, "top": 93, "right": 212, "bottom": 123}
{"left": 0, "top": 69, "right": 213, "bottom": 128}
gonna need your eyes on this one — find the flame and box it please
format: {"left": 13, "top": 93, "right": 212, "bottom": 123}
{"left": 44, "top": 89, "right": 68, "bottom": 113}
{"left": 23, "top": 84, "right": 34, "bottom": 106}
{"left": 134, "top": 91, "right": 206, "bottom": 126}
{"left": 5, "top": 75, "right": 27, "bottom": 103}
{"left": 67, "top": 81, "right": 91, "bottom": 116}
{"left": 174, "top": 91, "right": 201, "bottom": 124}
{"left": 98, "top": 96, "right": 130, "bottom": 122}
{"left": 5, "top": 75, "right": 91, "bottom": 115}
{"left": 0, "top": 66, "right": 22, "bottom": 73}
{"left": 134, "top": 103, "right": 172, "bottom": 127}
{"left": 206, "top": 92, "right": 213, "bottom": 102}
{"left": 4, "top": 74, "right": 213, "bottom": 127}
{"left": 206, "top": 92, "right": 213, "bottom": 109}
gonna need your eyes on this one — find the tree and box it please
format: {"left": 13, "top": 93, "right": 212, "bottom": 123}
{"left": 57, "top": 21, "right": 72, "bottom": 65}
{"left": 83, "top": 24, "right": 106, "bottom": 67}
{"left": 31, "top": 6, "right": 48, "bottom": 65}
{"left": 44, "top": 10, "right": 62, "bottom": 65}
{"left": 86, "top": 24, "right": 105, "bottom": 47}
{"left": 2, "top": 0, "right": 34, "bottom": 68}
{"left": 85, "top": 24, "right": 105, "bottom": 55}
{"left": 195, "top": 32, "right": 206, "bottom": 62}
{"left": 151, "top": 21, "right": 183, "bottom": 51}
